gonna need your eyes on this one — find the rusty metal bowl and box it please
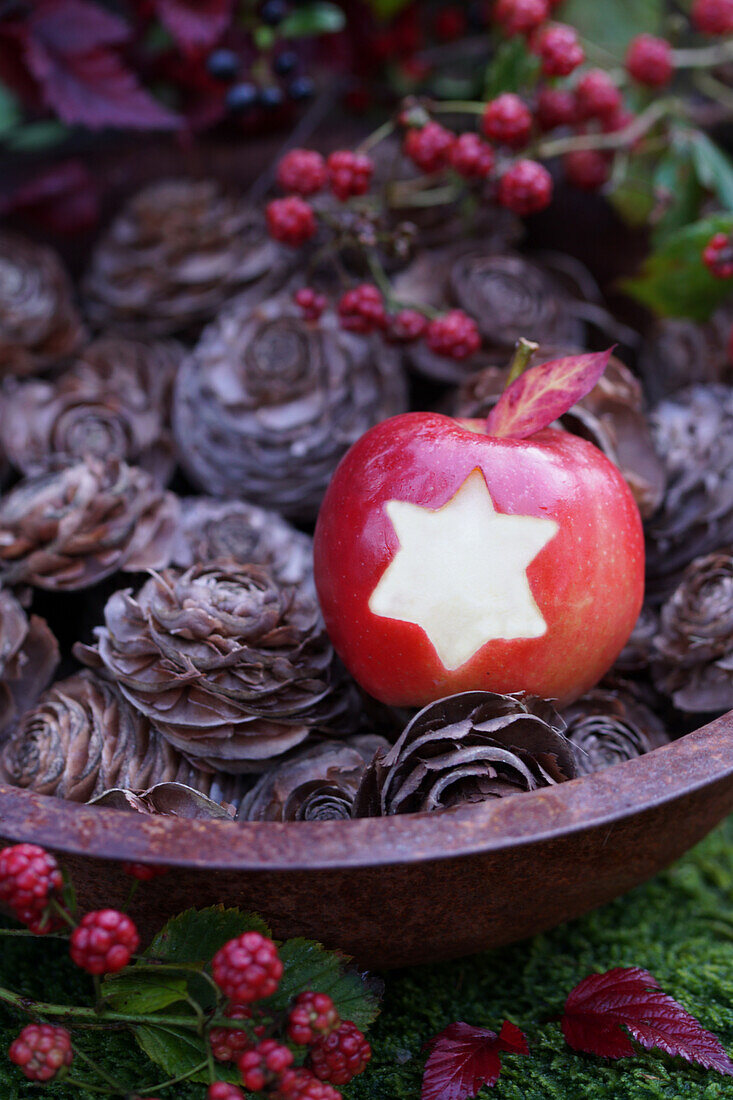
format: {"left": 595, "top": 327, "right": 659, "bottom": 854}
{"left": 1, "top": 710, "right": 732, "bottom": 969}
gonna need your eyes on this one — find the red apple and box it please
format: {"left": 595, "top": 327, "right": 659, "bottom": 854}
{"left": 313, "top": 411, "right": 644, "bottom": 707}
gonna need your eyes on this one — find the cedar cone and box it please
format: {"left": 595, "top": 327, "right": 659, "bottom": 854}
{"left": 0, "top": 672, "right": 230, "bottom": 802}
{"left": 562, "top": 681, "right": 668, "bottom": 775}
{"left": 645, "top": 384, "right": 733, "bottom": 602}
{"left": 89, "top": 782, "right": 236, "bottom": 818}
{"left": 0, "top": 457, "right": 179, "bottom": 591}
{"left": 353, "top": 691, "right": 577, "bottom": 816}
{"left": 237, "top": 735, "right": 389, "bottom": 821}
{"left": 82, "top": 179, "right": 294, "bottom": 339}
{"left": 75, "top": 561, "right": 359, "bottom": 773}
{"left": 639, "top": 306, "right": 733, "bottom": 403}
{"left": 0, "top": 589, "right": 59, "bottom": 737}
{"left": 2, "top": 336, "right": 181, "bottom": 483}
{"left": 652, "top": 550, "right": 733, "bottom": 713}
{"left": 173, "top": 294, "right": 408, "bottom": 520}
{"left": 0, "top": 232, "right": 85, "bottom": 376}
{"left": 613, "top": 604, "right": 660, "bottom": 675}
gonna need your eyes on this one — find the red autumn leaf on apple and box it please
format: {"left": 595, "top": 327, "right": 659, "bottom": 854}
{"left": 153, "top": 0, "right": 234, "bottom": 55}
{"left": 421, "top": 1020, "right": 529, "bottom": 1100}
{"left": 485, "top": 348, "right": 614, "bottom": 440}
{"left": 561, "top": 967, "right": 733, "bottom": 1074}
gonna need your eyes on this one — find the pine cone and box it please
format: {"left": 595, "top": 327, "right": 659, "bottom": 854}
{"left": 562, "top": 682, "right": 668, "bottom": 775}
{"left": 353, "top": 691, "right": 577, "bottom": 816}
{"left": 652, "top": 550, "right": 733, "bottom": 713}
{"left": 0, "top": 457, "right": 180, "bottom": 591}
{"left": 82, "top": 180, "right": 294, "bottom": 339}
{"left": 89, "top": 782, "right": 236, "bottom": 818}
{"left": 639, "top": 307, "right": 733, "bottom": 403}
{"left": 645, "top": 384, "right": 733, "bottom": 602}
{"left": 173, "top": 295, "right": 407, "bottom": 520}
{"left": 237, "top": 735, "right": 389, "bottom": 821}
{"left": 2, "top": 336, "right": 181, "bottom": 482}
{"left": 613, "top": 604, "right": 659, "bottom": 674}
{"left": 0, "top": 589, "right": 59, "bottom": 736}
{"left": 75, "top": 561, "right": 358, "bottom": 773}
{"left": 0, "top": 672, "right": 227, "bottom": 802}
{"left": 0, "top": 232, "right": 85, "bottom": 377}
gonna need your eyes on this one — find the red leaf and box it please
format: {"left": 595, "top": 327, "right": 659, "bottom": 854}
{"left": 0, "top": 162, "right": 100, "bottom": 235}
{"left": 422, "top": 1021, "right": 528, "bottom": 1100}
{"left": 29, "top": 0, "right": 131, "bottom": 54}
{"left": 561, "top": 967, "right": 733, "bottom": 1075}
{"left": 153, "top": 0, "right": 234, "bottom": 54}
{"left": 484, "top": 348, "right": 614, "bottom": 439}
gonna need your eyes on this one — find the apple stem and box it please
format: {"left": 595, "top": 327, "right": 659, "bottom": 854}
{"left": 506, "top": 339, "right": 540, "bottom": 386}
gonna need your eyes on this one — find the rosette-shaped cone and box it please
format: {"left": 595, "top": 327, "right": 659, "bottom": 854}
{"left": 0, "top": 457, "right": 179, "bottom": 591}
{"left": 0, "top": 232, "right": 85, "bottom": 376}
{"left": 0, "top": 673, "right": 232, "bottom": 802}
{"left": 170, "top": 497, "right": 314, "bottom": 596}
{"left": 0, "top": 589, "right": 59, "bottom": 736}
{"left": 613, "top": 604, "right": 659, "bottom": 675}
{"left": 2, "top": 336, "right": 181, "bottom": 482}
{"left": 639, "top": 307, "right": 733, "bottom": 403}
{"left": 562, "top": 681, "right": 668, "bottom": 775}
{"left": 652, "top": 551, "right": 733, "bottom": 713}
{"left": 75, "top": 562, "right": 359, "bottom": 772}
{"left": 353, "top": 691, "right": 577, "bottom": 816}
{"left": 645, "top": 384, "right": 733, "bottom": 602}
{"left": 82, "top": 180, "right": 293, "bottom": 339}
{"left": 173, "top": 295, "right": 408, "bottom": 520}
{"left": 237, "top": 735, "right": 389, "bottom": 821}
{"left": 89, "top": 782, "right": 235, "bottom": 818}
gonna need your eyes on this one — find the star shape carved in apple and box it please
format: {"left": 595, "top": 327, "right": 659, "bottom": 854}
{"left": 368, "top": 468, "right": 559, "bottom": 671}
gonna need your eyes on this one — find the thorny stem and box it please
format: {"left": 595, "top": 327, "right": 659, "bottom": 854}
{"left": 693, "top": 70, "right": 733, "bottom": 113}
{"left": 535, "top": 98, "right": 678, "bottom": 159}
{"left": 673, "top": 38, "right": 733, "bottom": 68}
{"left": 357, "top": 118, "right": 395, "bottom": 153}
{"left": 50, "top": 898, "right": 77, "bottom": 931}
{"left": 506, "top": 339, "right": 540, "bottom": 386}
{"left": 138, "top": 1058, "right": 209, "bottom": 1094}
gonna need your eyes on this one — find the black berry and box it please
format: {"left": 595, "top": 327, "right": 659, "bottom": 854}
{"left": 261, "top": 0, "right": 288, "bottom": 25}
{"left": 288, "top": 76, "right": 315, "bottom": 101}
{"left": 206, "top": 48, "right": 240, "bottom": 82}
{"left": 274, "top": 50, "right": 298, "bottom": 76}
{"left": 259, "top": 85, "right": 285, "bottom": 109}
{"left": 226, "top": 82, "right": 258, "bottom": 113}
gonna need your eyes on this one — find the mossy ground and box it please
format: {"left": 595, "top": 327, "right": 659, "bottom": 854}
{"left": 1, "top": 817, "right": 732, "bottom": 1099}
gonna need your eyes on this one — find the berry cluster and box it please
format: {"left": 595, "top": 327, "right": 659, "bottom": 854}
{"left": 0, "top": 843, "right": 63, "bottom": 932}
{"left": 703, "top": 232, "right": 733, "bottom": 278}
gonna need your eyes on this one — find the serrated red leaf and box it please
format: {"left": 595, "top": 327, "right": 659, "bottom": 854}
{"left": 29, "top": 0, "right": 131, "bottom": 54}
{"left": 485, "top": 348, "right": 614, "bottom": 440}
{"left": 422, "top": 1021, "right": 528, "bottom": 1100}
{"left": 153, "top": 0, "right": 233, "bottom": 54}
{"left": 561, "top": 967, "right": 733, "bottom": 1075}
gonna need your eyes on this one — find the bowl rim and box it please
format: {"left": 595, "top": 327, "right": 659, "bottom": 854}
{"left": 1, "top": 711, "right": 731, "bottom": 872}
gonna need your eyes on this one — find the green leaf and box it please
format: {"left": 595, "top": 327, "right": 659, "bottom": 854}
{"left": 264, "top": 939, "right": 381, "bottom": 1032}
{"left": 102, "top": 970, "right": 189, "bottom": 1014}
{"left": 689, "top": 131, "right": 733, "bottom": 210}
{"left": 136, "top": 1024, "right": 213, "bottom": 1084}
{"left": 621, "top": 214, "right": 733, "bottom": 320}
{"left": 7, "top": 121, "right": 69, "bottom": 151}
{"left": 484, "top": 38, "right": 540, "bottom": 99}
{"left": 556, "top": 0, "right": 663, "bottom": 55}
{"left": 145, "top": 906, "right": 271, "bottom": 967}
{"left": 609, "top": 155, "right": 658, "bottom": 228}
{"left": 0, "top": 85, "right": 20, "bottom": 137}
{"left": 651, "top": 143, "right": 703, "bottom": 245}
{"left": 280, "top": 2, "right": 346, "bottom": 37}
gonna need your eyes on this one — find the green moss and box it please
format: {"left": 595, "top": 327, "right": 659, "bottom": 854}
{"left": 1, "top": 818, "right": 732, "bottom": 1099}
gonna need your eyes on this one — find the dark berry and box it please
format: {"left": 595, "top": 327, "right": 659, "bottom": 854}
{"left": 425, "top": 310, "right": 480, "bottom": 360}
{"left": 0, "top": 844, "right": 63, "bottom": 922}
{"left": 535, "top": 24, "right": 585, "bottom": 77}
{"left": 692, "top": 0, "right": 733, "bottom": 33}
{"left": 261, "top": 0, "right": 288, "bottom": 25}
{"left": 212, "top": 931, "right": 283, "bottom": 1003}
{"left": 309, "top": 1021, "right": 372, "bottom": 1086}
{"left": 288, "top": 992, "right": 341, "bottom": 1045}
{"left": 703, "top": 232, "right": 733, "bottom": 278}
{"left": 123, "top": 862, "right": 168, "bottom": 881}
{"left": 494, "top": 0, "right": 549, "bottom": 35}
{"left": 497, "top": 159, "right": 553, "bottom": 215}
{"left": 274, "top": 50, "right": 298, "bottom": 76}
{"left": 626, "top": 34, "right": 674, "bottom": 86}
{"left": 239, "top": 1039, "right": 294, "bottom": 1092}
{"left": 481, "top": 93, "right": 532, "bottom": 148}
{"left": 266, "top": 196, "right": 317, "bottom": 246}
{"left": 404, "top": 121, "right": 456, "bottom": 173}
{"left": 278, "top": 1067, "right": 342, "bottom": 1099}
{"left": 448, "top": 132, "right": 495, "bottom": 178}
{"left": 210, "top": 1006, "right": 254, "bottom": 1063}
{"left": 206, "top": 49, "right": 240, "bottom": 82}
{"left": 259, "top": 85, "right": 285, "bottom": 110}
{"left": 288, "top": 75, "right": 315, "bottom": 101}
{"left": 564, "top": 149, "right": 612, "bottom": 190}
{"left": 386, "top": 309, "right": 428, "bottom": 343}
{"left": 327, "top": 149, "right": 374, "bottom": 200}
{"left": 338, "top": 284, "right": 387, "bottom": 333}
{"left": 9, "top": 1024, "right": 73, "bottom": 1082}
{"left": 574, "top": 69, "right": 623, "bottom": 122}
{"left": 207, "top": 1084, "right": 244, "bottom": 1100}
{"left": 70, "top": 909, "right": 139, "bottom": 974}
{"left": 226, "top": 82, "right": 258, "bottom": 113}
{"left": 535, "top": 87, "right": 576, "bottom": 131}
{"left": 294, "top": 287, "right": 328, "bottom": 321}
{"left": 277, "top": 148, "right": 327, "bottom": 195}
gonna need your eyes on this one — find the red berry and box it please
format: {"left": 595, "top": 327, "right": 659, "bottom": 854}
{"left": 210, "top": 1006, "right": 254, "bottom": 1063}
{"left": 327, "top": 150, "right": 374, "bottom": 201}
{"left": 601, "top": 107, "right": 636, "bottom": 135}
{"left": 385, "top": 308, "right": 428, "bottom": 343}
{"left": 626, "top": 34, "right": 674, "bottom": 86}
{"left": 0, "top": 844, "right": 62, "bottom": 922}
{"left": 535, "top": 87, "right": 576, "bottom": 131}
{"left": 288, "top": 991, "right": 341, "bottom": 1045}
{"left": 425, "top": 309, "right": 481, "bottom": 360}
{"left": 123, "top": 862, "right": 168, "bottom": 881}
{"left": 239, "top": 1039, "right": 294, "bottom": 1092}
{"left": 575, "top": 70, "right": 623, "bottom": 121}
{"left": 294, "top": 287, "right": 328, "bottom": 321}
{"left": 703, "top": 232, "right": 733, "bottom": 278}
{"left": 494, "top": 0, "right": 549, "bottom": 36}
{"left": 212, "top": 931, "right": 283, "bottom": 1004}
{"left": 481, "top": 93, "right": 532, "bottom": 148}
{"left": 266, "top": 196, "right": 317, "bottom": 247}
{"left": 497, "top": 159, "right": 553, "bottom": 215}
{"left": 70, "top": 909, "right": 139, "bottom": 974}
{"left": 403, "top": 121, "right": 456, "bottom": 173}
{"left": 278, "top": 1068, "right": 342, "bottom": 1099}
{"left": 207, "top": 1084, "right": 244, "bottom": 1100}
{"left": 9, "top": 1024, "right": 73, "bottom": 1082}
{"left": 309, "top": 1021, "right": 372, "bottom": 1087}
{"left": 564, "top": 149, "right": 612, "bottom": 191}
{"left": 277, "top": 149, "right": 327, "bottom": 197}
{"left": 448, "top": 132, "right": 495, "bottom": 178}
{"left": 338, "top": 283, "right": 387, "bottom": 333}
{"left": 692, "top": 0, "right": 733, "bottom": 34}
{"left": 535, "top": 24, "right": 585, "bottom": 76}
